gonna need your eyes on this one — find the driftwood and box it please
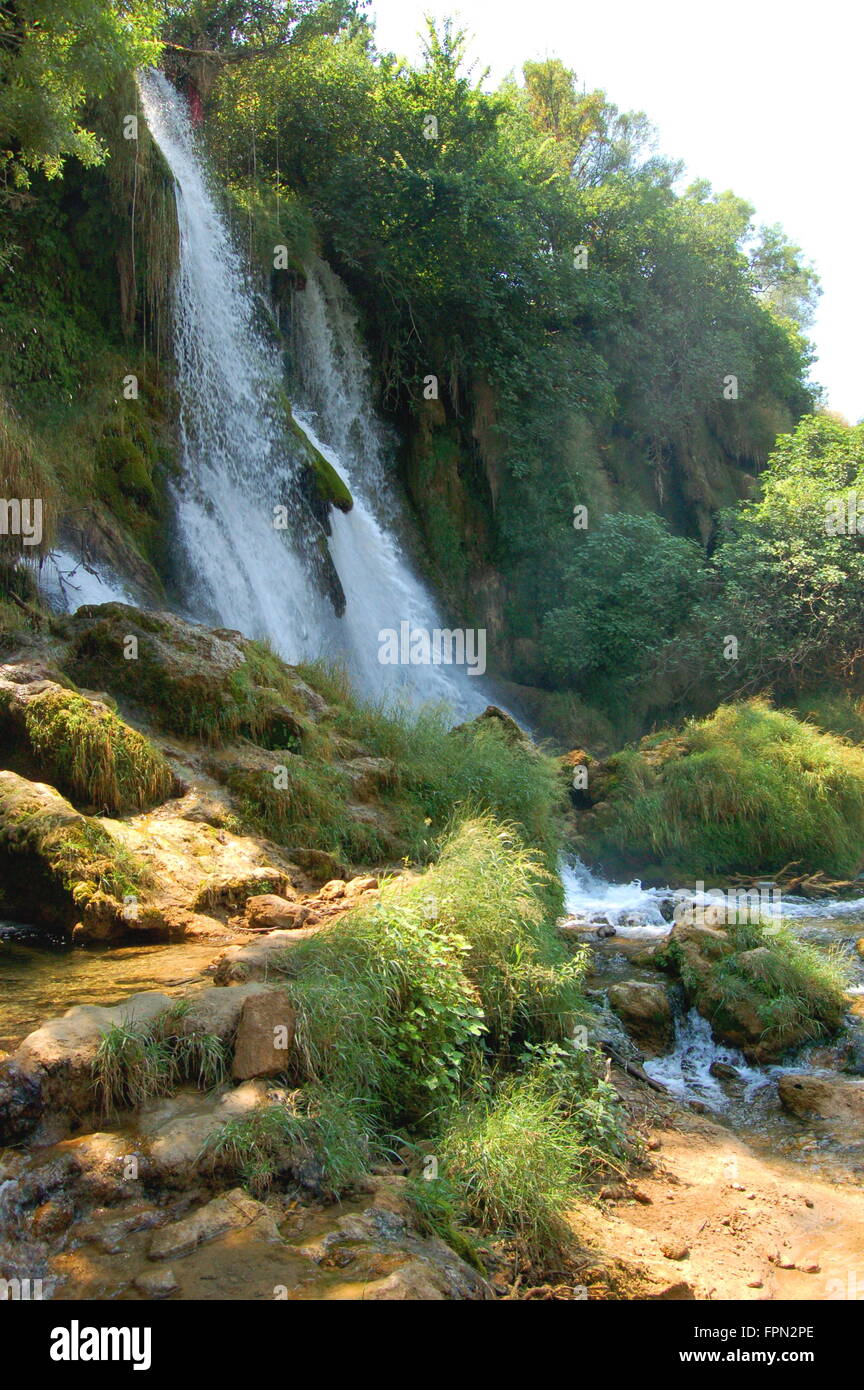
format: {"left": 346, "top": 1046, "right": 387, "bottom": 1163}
{"left": 600, "top": 1041, "right": 668, "bottom": 1094}
{"left": 729, "top": 861, "right": 864, "bottom": 899}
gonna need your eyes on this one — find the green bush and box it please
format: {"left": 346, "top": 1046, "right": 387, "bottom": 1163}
{"left": 582, "top": 699, "right": 864, "bottom": 878}
{"left": 21, "top": 687, "right": 175, "bottom": 813}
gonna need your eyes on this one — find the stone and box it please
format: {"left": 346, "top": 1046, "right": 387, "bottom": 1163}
{"left": 139, "top": 1079, "right": 286, "bottom": 1183}
{"left": 212, "top": 926, "right": 322, "bottom": 984}
{"left": 148, "top": 1189, "right": 280, "bottom": 1261}
{"left": 606, "top": 980, "right": 674, "bottom": 1055}
{"left": 134, "top": 1267, "right": 179, "bottom": 1299}
{"left": 10, "top": 991, "right": 173, "bottom": 1132}
{"left": 660, "top": 1241, "right": 690, "bottom": 1261}
{"left": 777, "top": 1073, "right": 864, "bottom": 1123}
{"left": 231, "top": 989, "right": 296, "bottom": 1080}
{"left": 245, "top": 894, "right": 306, "bottom": 931}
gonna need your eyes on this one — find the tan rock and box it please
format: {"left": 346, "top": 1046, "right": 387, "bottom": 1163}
{"left": 607, "top": 981, "right": 674, "bottom": 1055}
{"left": 245, "top": 894, "right": 306, "bottom": 931}
{"left": 148, "top": 1188, "right": 280, "bottom": 1260}
{"left": 231, "top": 989, "right": 296, "bottom": 1080}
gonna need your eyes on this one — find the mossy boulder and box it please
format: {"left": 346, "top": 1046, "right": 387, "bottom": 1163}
{"left": 659, "top": 918, "right": 850, "bottom": 1062}
{"left": 66, "top": 605, "right": 316, "bottom": 745}
{"left": 0, "top": 667, "right": 176, "bottom": 813}
{"left": 0, "top": 770, "right": 146, "bottom": 936}
{"left": 577, "top": 701, "right": 864, "bottom": 879}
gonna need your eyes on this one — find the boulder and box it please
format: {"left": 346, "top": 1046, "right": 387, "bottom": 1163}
{"left": 0, "top": 769, "right": 136, "bottom": 936}
{"left": 245, "top": 894, "right": 307, "bottom": 931}
{"left": 5, "top": 991, "right": 173, "bottom": 1137}
{"left": 668, "top": 920, "right": 732, "bottom": 976}
{"left": 148, "top": 1188, "right": 280, "bottom": 1261}
{"left": 300, "top": 1204, "right": 493, "bottom": 1301}
{"left": 213, "top": 926, "right": 323, "bottom": 984}
{"left": 139, "top": 1079, "right": 288, "bottom": 1184}
{"left": 607, "top": 981, "right": 674, "bottom": 1055}
{"left": 778, "top": 1074, "right": 864, "bottom": 1123}
{"left": 231, "top": 989, "right": 296, "bottom": 1080}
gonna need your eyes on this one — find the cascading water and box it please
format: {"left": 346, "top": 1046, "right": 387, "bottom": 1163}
{"left": 135, "top": 69, "right": 484, "bottom": 716}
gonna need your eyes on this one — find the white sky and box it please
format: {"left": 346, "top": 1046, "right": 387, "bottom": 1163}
{"left": 369, "top": 0, "right": 863, "bottom": 422}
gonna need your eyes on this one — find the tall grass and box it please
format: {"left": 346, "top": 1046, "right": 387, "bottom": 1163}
{"left": 583, "top": 699, "right": 864, "bottom": 877}
{"left": 22, "top": 687, "right": 175, "bottom": 813}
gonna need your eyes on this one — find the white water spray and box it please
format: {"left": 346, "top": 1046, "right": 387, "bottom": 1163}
{"left": 136, "top": 70, "right": 483, "bottom": 715}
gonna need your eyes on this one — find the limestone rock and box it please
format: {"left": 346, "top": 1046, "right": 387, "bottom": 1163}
{"left": 231, "top": 989, "right": 296, "bottom": 1080}
{"left": 607, "top": 981, "right": 674, "bottom": 1055}
{"left": 148, "top": 1188, "right": 280, "bottom": 1260}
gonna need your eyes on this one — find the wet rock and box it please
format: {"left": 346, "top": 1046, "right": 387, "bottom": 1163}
{"left": 778, "top": 1073, "right": 864, "bottom": 1124}
{"left": 300, "top": 1205, "right": 493, "bottom": 1301}
{"left": 134, "top": 1266, "right": 179, "bottom": 1298}
{"left": 148, "top": 1188, "right": 280, "bottom": 1261}
{"left": 606, "top": 981, "right": 674, "bottom": 1055}
{"left": 709, "top": 1061, "right": 739, "bottom": 1081}
{"left": 8, "top": 991, "right": 173, "bottom": 1135}
{"left": 231, "top": 989, "right": 296, "bottom": 1080}
{"left": 0, "top": 1058, "right": 44, "bottom": 1144}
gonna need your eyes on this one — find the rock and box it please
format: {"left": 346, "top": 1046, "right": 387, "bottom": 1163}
{"left": 172, "top": 982, "right": 277, "bottom": 1043}
{"left": 139, "top": 1079, "right": 287, "bottom": 1184}
{"left": 660, "top": 1241, "right": 690, "bottom": 1261}
{"left": 231, "top": 989, "right": 296, "bottom": 1080}
{"left": 709, "top": 1061, "right": 739, "bottom": 1081}
{"left": 0, "top": 1058, "right": 44, "bottom": 1143}
{"left": 213, "top": 927, "right": 323, "bottom": 984}
{"left": 345, "top": 875, "right": 378, "bottom": 897}
{"left": 340, "top": 756, "right": 396, "bottom": 801}
{"left": 606, "top": 981, "right": 674, "bottom": 1054}
{"left": 148, "top": 1189, "right": 280, "bottom": 1261}
{"left": 0, "top": 770, "right": 133, "bottom": 937}
{"left": 300, "top": 1205, "right": 492, "bottom": 1301}
{"left": 244, "top": 894, "right": 306, "bottom": 931}
{"left": 193, "top": 866, "right": 296, "bottom": 914}
{"left": 8, "top": 991, "right": 173, "bottom": 1136}
{"left": 134, "top": 1267, "right": 179, "bottom": 1299}
{"left": 284, "top": 848, "right": 347, "bottom": 884}
{"left": 668, "top": 920, "right": 732, "bottom": 974}
{"left": 319, "top": 879, "right": 346, "bottom": 901}
{"left": 777, "top": 1073, "right": 864, "bottom": 1123}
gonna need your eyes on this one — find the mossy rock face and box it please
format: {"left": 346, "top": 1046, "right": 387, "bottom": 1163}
{"left": 661, "top": 918, "right": 849, "bottom": 1063}
{"left": 286, "top": 410, "right": 353, "bottom": 514}
{"left": 0, "top": 670, "right": 176, "bottom": 814}
{"left": 0, "top": 769, "right": 145, "bottom": 934}
{"left": 66, "top": 604, "right": 315, "bottom": 746}
{"left": 577, "top": 701, "right": 864, "bottom": 880}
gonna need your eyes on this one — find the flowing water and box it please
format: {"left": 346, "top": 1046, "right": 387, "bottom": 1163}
{"left": 563, "top": 863, "right": 864, "bottom": 1180}
{"left": 133, "top": 68, "right": 484, "bottom": 717}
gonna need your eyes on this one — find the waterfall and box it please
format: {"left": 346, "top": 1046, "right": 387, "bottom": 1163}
{"left": 135, "top": 69, "right": 485, "bottom": 717}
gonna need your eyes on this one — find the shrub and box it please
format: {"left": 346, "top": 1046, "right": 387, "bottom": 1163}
{"left": 581, "top": 700, "right": 864, "bottom": 878}
{"left": 21, "top": 687, "right": 175, "bottom": 813}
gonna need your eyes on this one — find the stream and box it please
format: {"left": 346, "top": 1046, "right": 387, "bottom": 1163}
{"left": 563, "top": 863, "right": 864, "bottom": 1183}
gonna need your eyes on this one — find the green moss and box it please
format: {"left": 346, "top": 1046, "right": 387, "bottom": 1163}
{"left": 673, "top": 918, "right": 851, "bottom": 1058}
{"left": 22, "top": 687, "right": 175, "bottom": 813}
{"left": 581, "top": 700, "right": 864, "bottom": 879}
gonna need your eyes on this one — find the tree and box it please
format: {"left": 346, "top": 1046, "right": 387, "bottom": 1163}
{"left": 0, "top": 0, "right": 162, "bottom": 192}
